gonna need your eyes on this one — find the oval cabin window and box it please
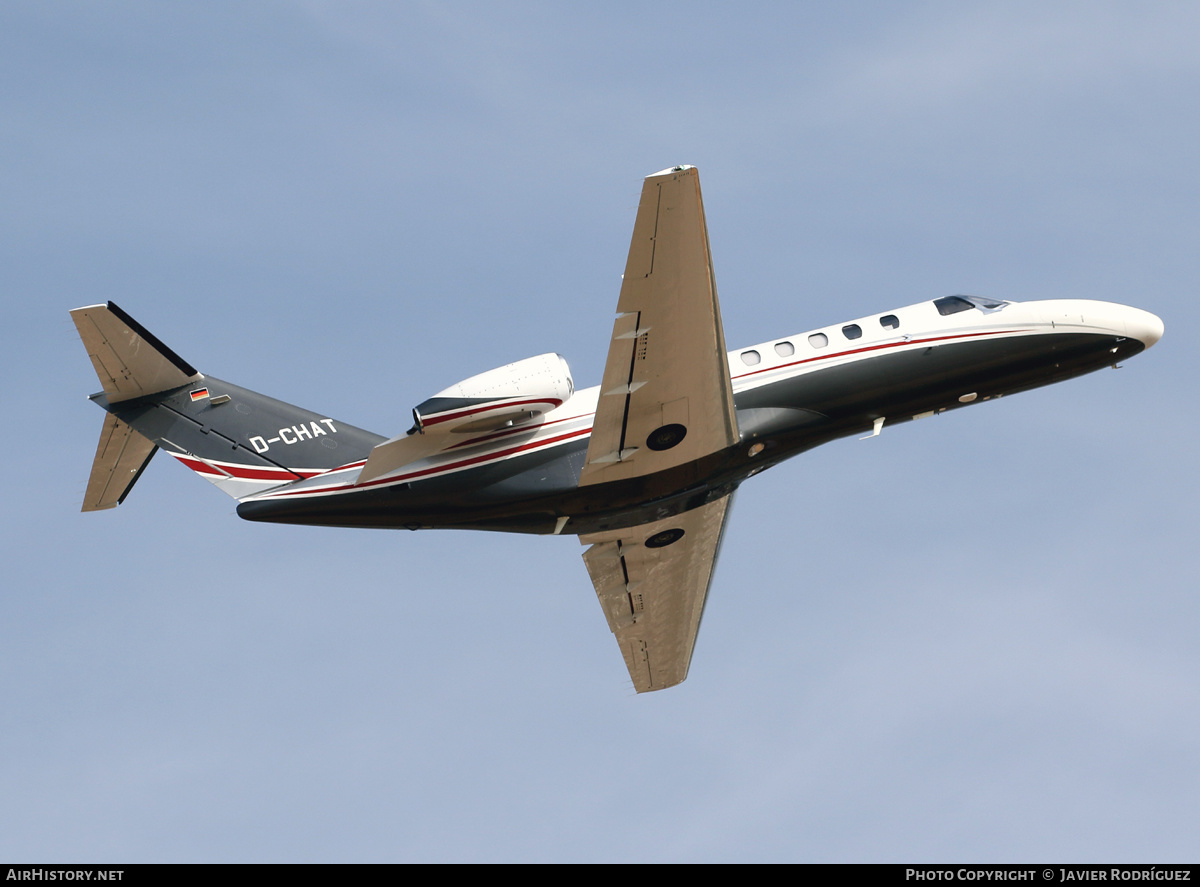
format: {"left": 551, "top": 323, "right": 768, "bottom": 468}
{"left": 741, "top": 350, "right": 761, "bottom": 366}
{"left": 808, "top": 333, "right": 828, "bottom": 349}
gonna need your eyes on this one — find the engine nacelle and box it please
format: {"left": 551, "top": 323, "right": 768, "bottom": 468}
{"left": 412, "top": 353, "right": 574, "bottom": 434}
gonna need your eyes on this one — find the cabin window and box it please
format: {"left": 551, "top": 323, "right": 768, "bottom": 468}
{"left": 808, "top": 333, "right": 828, "bottom": 349}
{"left": 934, "top": 296, "right": 975, "bottom": 316}
{"left": 741, "top": 350, "right": 761, "bottom": 366}
{"left": 775, "top": 341, "right": 795, "bottom": 357}
{"left": 842, "top": 324, "right": 862, "bottom": 340}
{"left": 880, "top": 314, "right": 899, "bottom": 330}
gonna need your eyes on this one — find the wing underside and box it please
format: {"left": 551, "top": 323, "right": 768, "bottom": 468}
{"left": 576, "top": 166, "right": 742, "bottom": 691}
{"left": 579, "top": 166, "right": 738, "bottom": 486}
{"left": 581, "top": 493, "right": 734, "bottom": 692}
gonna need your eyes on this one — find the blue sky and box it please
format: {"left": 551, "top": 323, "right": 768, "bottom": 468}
{"left": 2, "top": 2, "right": 1197, "bottom": 861}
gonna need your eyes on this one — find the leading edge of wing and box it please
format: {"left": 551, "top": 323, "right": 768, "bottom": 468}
{"left": 578, "top": 166, "right": 738, "bottom": 486}
{"left": 580, "top": 492, "right": 735, "bottom": 693}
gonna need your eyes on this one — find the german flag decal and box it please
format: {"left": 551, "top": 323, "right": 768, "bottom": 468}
{"left": 189, "top": 388, "right": 210, "bottom": 402}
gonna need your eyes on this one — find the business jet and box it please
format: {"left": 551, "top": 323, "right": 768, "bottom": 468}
{"left": 71, "top": 166, "right": 1163, "bottom": 693}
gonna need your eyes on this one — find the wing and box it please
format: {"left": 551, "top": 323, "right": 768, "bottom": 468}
{"left": 580, "top": 493, "right": 734, "bottom": 692}
{"left": 578, "top": 166, "right": 738, "bottom": 486}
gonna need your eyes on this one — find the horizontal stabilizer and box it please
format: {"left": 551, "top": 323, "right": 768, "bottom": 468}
{"left": 82, "top": 414, "right": 158, "bottom": 511}
{"left": 71, "top": 302, "right": 200, "bottom": 402}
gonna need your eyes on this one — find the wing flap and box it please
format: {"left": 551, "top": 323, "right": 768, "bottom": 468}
{"left": 580, "top": 492, "right": 734, "bottom": 692}
{"left": 580, "top": 166, "right": 738, "bottom": 486}
{"left": 82, "top": 413, "right": 158, "bottom": 511}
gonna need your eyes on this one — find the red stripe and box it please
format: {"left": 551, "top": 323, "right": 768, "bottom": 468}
{"left": 174, "top": 455, "right": 321, "bottom": 481}
{"left": 421, "top": 397, "right": 564, "bottom": 428}
{"left": 268, "top": 427, "right": 593, "bottom": 497}
{"left": 731, "top": 329, "right": 1033, "bottom": 381}
{"left": 280, "top": 458, "right": 367, "bottom": 483}
{"left": 444, "top": 412, "right": 592, "bottom": 450}
{"left": 355, "top": 427, "right": 591, "bottom": 488}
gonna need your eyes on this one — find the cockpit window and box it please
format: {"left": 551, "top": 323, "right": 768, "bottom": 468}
{"left": 880, "top": 314, "right": 899, "bottom": 330}
{"left": 934, "top": 296, "right": 975, "bottom": 316}
{"left": 960, "top": 294, "right": 1008, "bottom": 311}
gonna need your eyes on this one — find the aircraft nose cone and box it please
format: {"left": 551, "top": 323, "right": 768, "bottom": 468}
{"left": 1125, "top": 308, "right": 1164, "bottom": 349}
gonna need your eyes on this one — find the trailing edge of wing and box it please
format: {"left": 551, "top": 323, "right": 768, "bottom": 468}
{"left": 580, "top": 492, "right": 734, "bottom": 693}
{"left": 82, "top": 413, "right": 158, "bottom": 511}
{"left": 579, "top": 166, "right": 738, "bottom": 486}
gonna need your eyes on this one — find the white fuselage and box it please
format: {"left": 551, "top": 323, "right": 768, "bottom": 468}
{"left": 230, "top": 296, "right": 1162, "bottom": 511}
